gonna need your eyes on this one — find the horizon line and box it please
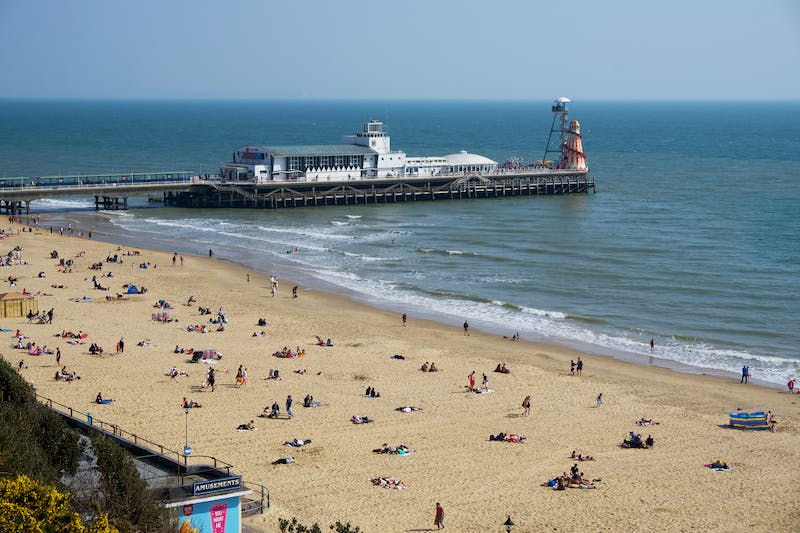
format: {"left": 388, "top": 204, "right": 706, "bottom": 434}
{"left": 1, "top": 96, "right": 798, "bottom": 104}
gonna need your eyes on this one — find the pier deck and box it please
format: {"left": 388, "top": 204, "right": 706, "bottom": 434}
{"left": 0, "top": 170, "right": 594, "bottom": 213}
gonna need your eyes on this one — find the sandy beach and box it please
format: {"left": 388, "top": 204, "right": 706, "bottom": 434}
{"left": 7, "top": 222, "right": 799, "bottom": 532}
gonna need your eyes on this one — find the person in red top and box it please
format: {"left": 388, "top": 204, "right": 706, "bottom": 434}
{"left": 434, "top": 502, "right": 444, "bottom": 529}
{"left": 788, "top": 378, "right": 796, "bottom": 393}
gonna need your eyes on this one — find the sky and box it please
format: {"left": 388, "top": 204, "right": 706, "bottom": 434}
{"left": 0, "top": 0, "right": 798, "bottom": 100}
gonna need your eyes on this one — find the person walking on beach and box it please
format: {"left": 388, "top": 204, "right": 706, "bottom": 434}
{"left": 467, "top": 371, "right": 476, "bottom": 391}
{"left": 522, "top": 395, "right": 531, "bottom": 416}
{"left": 570, "top": 360, "right": 575, "bottom": 375}
{"left": 788, "top": 378, "right": 796, "bottom": 393}
{"left": 209, "top": 249, "right": 214, "bottom": 258}
{"left": 247, "top": 273, "right": 250, "bottom": 284}
{"left": 741, "top": 365, "right": 749, "bottom": 384}
{"left": 172, "top": 253, "right": 177, "bottom": 266}
{"left": 463, "top": 321, "right": 469, "bottom": 336}
{"left": 576, "top": 357, "right": 583, "bottom": 375}
{"left": 650, "top": 338, "right": 655, "bottom": 353}
{"left": 118, "top": 338, "right": 124, "bottom": 353}
{"left": 180, "top": 255, "right": 184, "bottom": 267}
{"left": 207, "top": 367, "right": 216, "bottom": 392}
{"left": 286, "top": 395, "right": 293, "bottom": 418}
{"left": 434, "top": 502, "right": 444, "bottom": 530}
{"left": 402, "top": 313, "right": 407, "bottom": 327}
{"left": 596, "top": 392, "right": 603, "bottom": 407}
{"left": 292, "top": 286, "right": 298, "bottom": 298}
{"left": 55, "top": 347, "right": 61, "bottom": 365}
{"left": 480, "top": 373, "right": 489, "bottom": 391}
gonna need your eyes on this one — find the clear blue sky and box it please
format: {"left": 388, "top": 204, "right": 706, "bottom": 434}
{"left": 1, "top": 0, "right": 798, "bottom": 100}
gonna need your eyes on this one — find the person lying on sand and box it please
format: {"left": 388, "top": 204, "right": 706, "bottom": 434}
{"left": 284, "top": 438, "right": 311, "bottom": 447}
{"left": 570, "top": 451, "right": 595, "bottom": 461}
{"left": 372, "top": 444, "right": 413, "bottom": 455}
{"left": 272, "top": 457, "right": 295, "bottom": 464}
{"left": 95, "top": 392, "right": 113, "bottom": 404}
{"left": 705, "top": 460, "right": 730, "bottom": 470}
{"left": 489, "top": 433, "right": 526, "bottom": 442}
{"left": 395, "top": 406, "right": 422, "bottom": 413}
{"left": 182, "top": 397, "right": 202, "bottom": 408}
{"left": 236, "top": 420, "right": 256, "bottom": 431}
{"left": 635, "top": 418, "right": 660, "bottom": 426}
{"left": 352, "top": 415, "right": 373, "bottom": 424}
{"left": 369, "top": 477, "right": 407, "bottom": 489}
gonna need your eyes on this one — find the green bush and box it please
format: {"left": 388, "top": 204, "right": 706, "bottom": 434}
{"left": 90, "top": 435, "right": 169, "bottom": 533}
{"left": 278, "top": 517, "right": 362, "bottom": 533}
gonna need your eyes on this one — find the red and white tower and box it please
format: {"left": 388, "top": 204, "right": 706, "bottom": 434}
{"left": 560, "top": 120, "right": 587, "bottom": 171}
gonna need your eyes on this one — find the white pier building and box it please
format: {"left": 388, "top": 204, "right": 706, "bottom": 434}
{"left": 220, "top": 120, "right": 498, "bottom": 183}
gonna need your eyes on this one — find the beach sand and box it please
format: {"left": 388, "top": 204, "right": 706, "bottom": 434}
{"left": 8, "top": 223, "right": 800, "bottom": 532}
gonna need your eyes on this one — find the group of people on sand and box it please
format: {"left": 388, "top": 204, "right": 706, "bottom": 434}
{"left": 466, "top": 371, "right": 490, "bottom": 392}
{"left": 570, "top": 450, "right": 595, "bottom": 461}
{"left": 373, "top": 443, "right": 412, "bottom": 455}
{"left": 489, "top": 432, "right": 526, "bottom": 442}
{"left": 369, "top": 477, "right": 406, "bottom": 489}
{"left": 570, "top": 357, "right": 584, "bottom": 375}
{"left": 303, "top": 394, "right": 321, "bottom": 408}
{"left": 622, "top": 431, "right": 654, "bottom": 449}
{"left": 543, "top": 468, "right": 597, "bottom": 490}
{"left": 419, "top": 361, "right": 439, "bottom": 372}
{"left": 54, "top": 366, "right": 79, "bottom": 382}
{"left": 273, "top": 346, "right": 305, "bottom": 358}
{"left": 494, "top": 363, "right": 510, "bottom": 373}
{"left": 315, "top": 336, "right": 333, "bottom": 347}
{"left": 365, "top": 386, "right": 381, "bottom": 398}
{"left": 182, "top": 397, "right": 202, "bottom": 408}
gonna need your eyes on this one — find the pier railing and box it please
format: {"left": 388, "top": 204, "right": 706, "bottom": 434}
{"left": 0, "top": 171, "right": 198, "bottom": 189}
{"left": 35, "top": 394, "right": 234, "bottom": 473}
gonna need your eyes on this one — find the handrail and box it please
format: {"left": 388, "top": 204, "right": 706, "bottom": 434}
{"left": 35, "top": 393, "right": 234, "bottom": 472}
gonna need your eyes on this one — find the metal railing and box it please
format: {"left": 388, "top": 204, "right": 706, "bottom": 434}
{"left": 0, "top": 172, "right": 199, "bottom": 190}
{"left": 36, "top": 393, "right": 234, "bottom": 473}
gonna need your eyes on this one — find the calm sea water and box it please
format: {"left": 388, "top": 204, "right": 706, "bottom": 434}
{"left": 1, "top": 100, "right": 798, "bottom": 385}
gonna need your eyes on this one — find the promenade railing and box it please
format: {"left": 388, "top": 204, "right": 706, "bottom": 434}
{"left": 36, "top": 393, "right": 234, "bottom": 473}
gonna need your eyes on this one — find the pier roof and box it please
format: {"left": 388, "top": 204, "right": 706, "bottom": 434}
{"left": 267, "top": 144, "right": 377, "bottom": 157}
{"left": 444, "top": 151, "right": 497, "bottom": 166}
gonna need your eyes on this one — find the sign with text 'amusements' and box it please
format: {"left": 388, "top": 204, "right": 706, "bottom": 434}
{"left": 192, "top": 476, "right": 242, "bottom": 497}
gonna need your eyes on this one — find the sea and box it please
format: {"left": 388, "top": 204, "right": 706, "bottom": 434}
{"left": 1, "top": 99, "right": 798, "bottom": 386}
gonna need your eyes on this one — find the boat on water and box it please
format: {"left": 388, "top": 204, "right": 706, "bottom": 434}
{"left": 219, "top": 97, "right": 587, "bottom": 184}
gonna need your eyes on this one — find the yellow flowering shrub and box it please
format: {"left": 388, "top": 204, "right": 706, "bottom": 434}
{"left": 0, "top": 475, "right": 118, "bottom": 532}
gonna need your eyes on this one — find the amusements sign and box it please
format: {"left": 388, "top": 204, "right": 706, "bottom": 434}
{"left": 178, "top": 495, "right": 241, "bottom": 533}
{"left": 193, "top": 476, "right": 242, "bottom": 496}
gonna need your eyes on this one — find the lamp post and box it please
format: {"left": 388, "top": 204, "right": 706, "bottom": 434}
{"left": 183, "top": 408, "right": 192, "bottom": 457}
{"left": 504, "top": 515, "right": 515, "bottom": 533}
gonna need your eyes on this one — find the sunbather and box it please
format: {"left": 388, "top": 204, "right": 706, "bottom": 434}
{"left": 236, "top": 420, "right": 255, "bottom": 431}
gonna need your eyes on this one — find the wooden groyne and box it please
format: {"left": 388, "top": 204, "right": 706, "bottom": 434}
{"left": 167, "top": 173, "right": 595, "bottom": 209}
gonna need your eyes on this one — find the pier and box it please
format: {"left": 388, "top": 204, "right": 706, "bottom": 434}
{"left": 0, "top": 170, "right": 594, "bottom": 213}
{"left": 172, "top": 171, "right": 595, "bottom": 209}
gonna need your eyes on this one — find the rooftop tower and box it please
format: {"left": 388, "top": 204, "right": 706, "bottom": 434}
{"left": 541, "top": 97, "right": 588, "bottom": 171}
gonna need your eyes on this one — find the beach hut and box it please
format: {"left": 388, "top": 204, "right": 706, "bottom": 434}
{"left": 728, "top": 411, "right": 769, "bottom": 430}
{"left": 0, "top": 292, "right": 38, "bottom": 319}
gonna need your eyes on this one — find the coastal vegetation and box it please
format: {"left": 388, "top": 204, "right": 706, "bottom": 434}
{"left": 278, "top": 517, "right": 362, "bottom": 533}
